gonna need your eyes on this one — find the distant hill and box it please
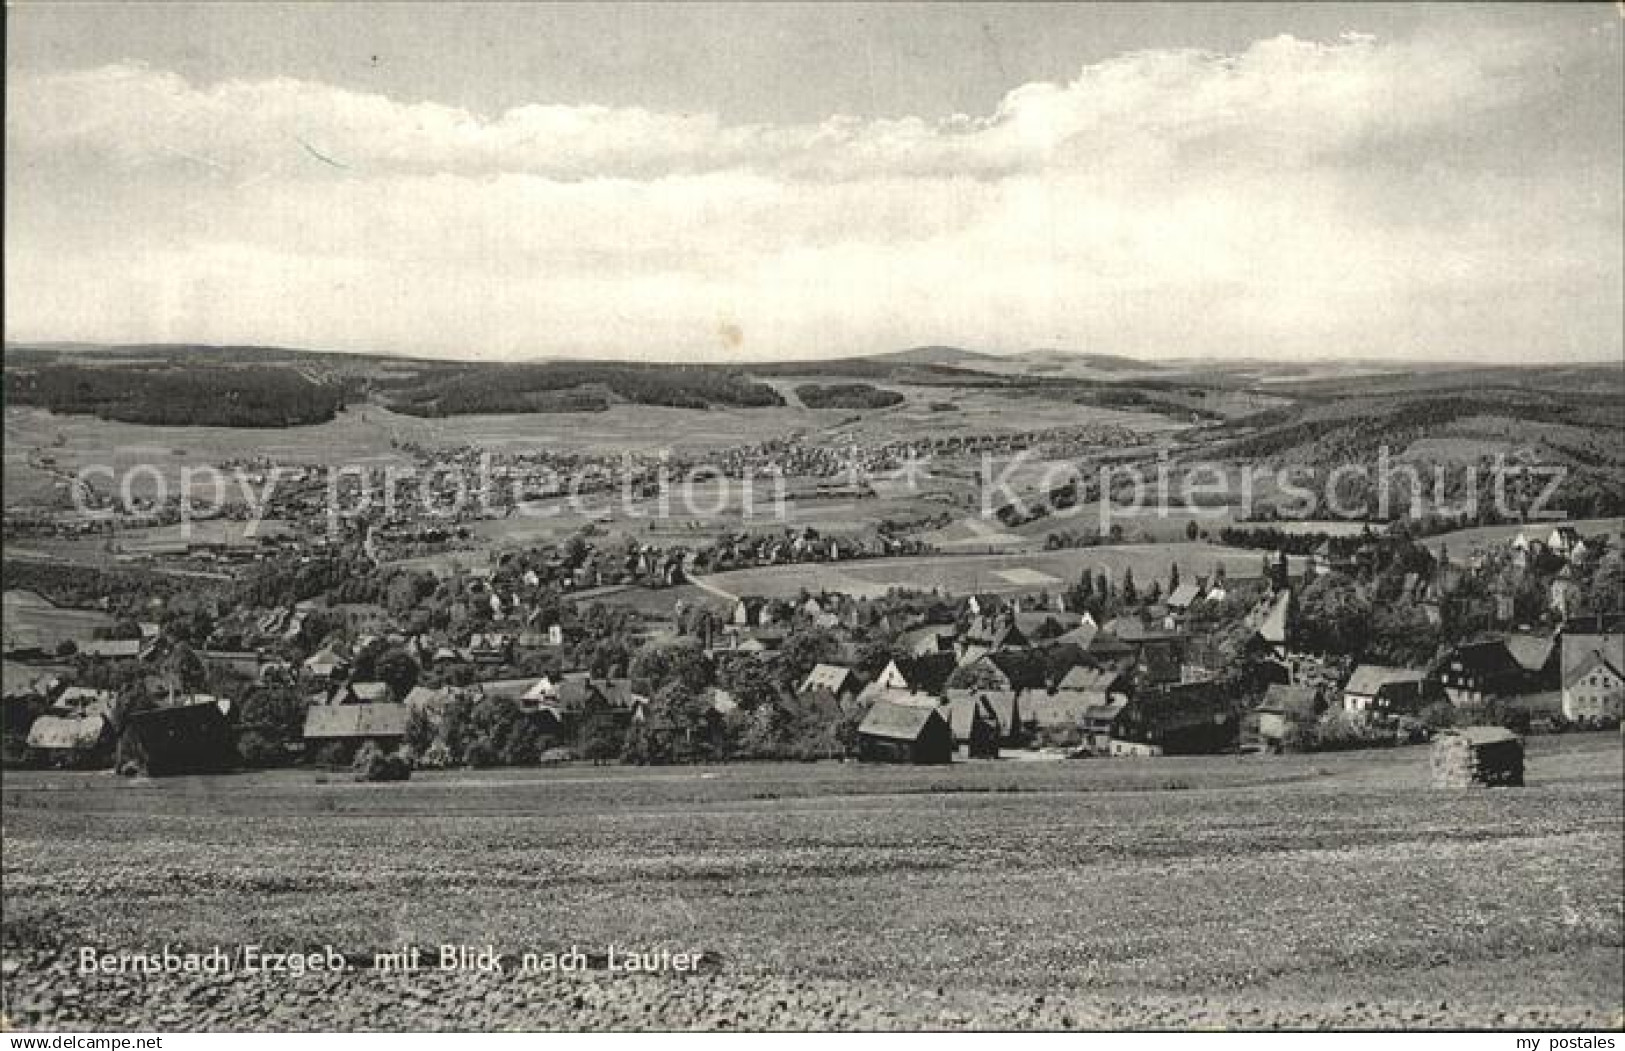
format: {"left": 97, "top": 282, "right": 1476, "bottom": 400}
{"left": 866, "top": 346, "right": 1002, "bottom": 367}
{"left": 1010, "top": 349, "right": 1159, "bottom": 372}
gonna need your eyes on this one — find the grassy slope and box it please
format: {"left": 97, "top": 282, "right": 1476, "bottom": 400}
{"left": 3, "top": 735, "right": 1620, "bottom": 1029}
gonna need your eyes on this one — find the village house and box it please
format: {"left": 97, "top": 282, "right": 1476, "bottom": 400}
{"left": 515, "top": 623, "right": 567, "bottom": 650}
{"left": 24, "top": 685, "right": 116, "bottom": 765}
{"left": 327, "top": 680, "right": 391, "bottom": 705}
{"left": 1435, "top": 639, "right": 1535, "bottom": 712}
{"left": 1504, "top": 634, "right": 1560, "bottom": 682}
{"left": 1107, "top": 681, "right": 1235, "bottom": 756}
{"left": 1250, "top": 589, "right": 1294, "bottom": 664}
{"left": 1079, "top": 697, "right": 1130, "bottom": 754}
{"left": 798, "top": 663, "right": 864, "bottom": 702}
{"left": 199, "top": 648, "right": 274, "bottom": 680}
{"left": 895, "top": 624, "right": 956, "bottom": 657}
{"left": 856, "top": 699, "right": 953, "bottom": 764}
{"left": 77, "top": 638, "right": 147, "bottom": 662}
{"left": 1549, "top": 570, "right": 1585, "bottom": 620}
{"left": 1023, "top": 665, "right": 1125, "bottom": 737}
{"left": 1017, "top": 663, "right": 1131, "bottom": 739}
{"left": 1547, "top": 526, "right": 1582, "bottom": 559}
{"left": 957, "top": 648, "right": 1054, "bottom": 694}
{"left": 1342, "top": 665, "right": 1434, "bottom": 718}
{"left": 965, "top": 594, "right": 1006, "bottom": 619}
{"left": 1012, "top": 607, "right": 1083, "bottom": 640}
{"left": 1053, "top": 615, "right": 1100, "bottom": 650}
{"left": 956, "top": 613, "right": 1028, "bottom": 660}
{"left": 1165, "top": 582, "right": 1201, "bottom": 614}
{"left": 1253, "top": 684, "right": 1320, "bottom": 753}
{"left": 402, "top": 684, "right": 453, "bottom": 718}
{"left": 302, "top": 646, "right": 349, "bottom": 681}
{"left": 116, "top": 698, "right": 234, "bottom": 777}
{"left": 855, "top": 654, "right": 956, "bottom": 713}
{"left": 464, "top": 631, "right": 514, "bottom": 664}
{"left": 1560, "top": 632, "right": 1624, "bottom": 724}
{"left": 302, "top": 703, "right": 411, "bottom": 754}
{"left": 946, "top": 689, "right": 1022, "bottom": 747}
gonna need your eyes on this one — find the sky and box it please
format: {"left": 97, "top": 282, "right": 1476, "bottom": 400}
{"left": 5, "top": 2, "right": 1622, "bottom": 363}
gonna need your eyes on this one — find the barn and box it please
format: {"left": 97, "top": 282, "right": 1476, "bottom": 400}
{"left": 303, "top": 702, "right": 411, "bottom": 758}
{"left": 116, "top": 700, "right": 235, "bottom": 777}
{"left": 1431, "top": 727, "right": 1525, "bottom": 788}
{"left": 856, "top": 700, "right": 953, "bottom": 765}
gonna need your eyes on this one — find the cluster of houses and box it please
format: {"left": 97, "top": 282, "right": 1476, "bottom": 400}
{"left": 7, "top": 513, "right": 1623, "bottom": 770}
{"left": 845, "top": 593, "right": 1244, "bottom": 763}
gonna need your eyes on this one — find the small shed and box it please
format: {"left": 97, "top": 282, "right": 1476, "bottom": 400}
{"left": 1431, "top": 727, "right": 1524, "bottom": 788}
{"left": 857, "top": 699, "right": 953, "bottom": 765}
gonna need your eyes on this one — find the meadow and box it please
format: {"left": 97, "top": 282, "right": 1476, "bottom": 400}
{"left": 1420, "top": 518, "right": 1624, "bottom": 555}
{"left": 690, "top": 543, "right": 1305, "bottom": 601}
{"left": 4, "top": 735, "right": 1619, "bottom": 1030}
{"left": 0, "top": 589, "right": 114, "bottom": 650}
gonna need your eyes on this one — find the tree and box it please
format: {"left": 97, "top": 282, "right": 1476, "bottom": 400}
{"left": 946, "top": 661, "right": 1006, "bottom": 692}
{"left": 239, "top": 685, "right": 307, "bottom": 741}
{"left": 440, "top": 694, "right": 476, "bottom": 761}
{"left": 1185, "top": 520, "right": 1200, "bottom": 541}
{"left": 629, "top": 637, "right": 714, "bottom": 696}
{"left": 375, "top": 646, "right": 421, "bottom": 700}
{"left": 1296, "top": 573, "right": 1370, "bottom": 657}
{"left": 1169, "top": 562, "right": 1181, "bottom": 592}
{"left": 716, "top": 655, "right": 781, "bottom": 711}
{"left": 1588, "top": 551, "right": 1625, "bottom": 619}
{"left": 404, "top": 705, "right": 437, "bottom": 755}
{"left": 1121, "top": 568, "right": 1138, "bottom": 606}
{"left": 1365, "top": 594, "right": 1441, "bottom": 667}
{"left": 586, "top": 638, "right": 630, "bottom": 679}
{"left": 165, "top": 642, "right": 207, "bottom": 693}
{"left": 501, "top": 716, "right": 546, "bottom": 766}
{"left": 578, "top": 706, "right": 623, "bottom": 764}
{"left": 776, "top": 628, "right": 841, "bottom": 686}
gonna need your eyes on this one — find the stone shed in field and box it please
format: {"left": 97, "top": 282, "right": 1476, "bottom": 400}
{"left": 1431, "top": 727, "right": 1524, "bottom": 788}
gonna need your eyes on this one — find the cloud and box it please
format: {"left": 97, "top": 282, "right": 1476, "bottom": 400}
{"left": 5, "top": 24, "right": 1620, "bottom": 361}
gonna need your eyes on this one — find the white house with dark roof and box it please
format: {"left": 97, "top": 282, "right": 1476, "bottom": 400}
{"left": 799, "top": 663, "right": 862, "bottom": 700}
{"left": 1561, "top": 633, "right": 1624, "bottom": 723}
{"left": 1342, "top": 665, "right": 1432, "bottom": 717}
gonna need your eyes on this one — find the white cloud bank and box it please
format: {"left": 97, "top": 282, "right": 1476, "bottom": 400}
{"left": 6, "top": 25, "right": 1621, "bottom": 362}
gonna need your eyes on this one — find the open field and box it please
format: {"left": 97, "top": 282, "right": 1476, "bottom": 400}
{"left": 760, "top": 382, "right": 1191, "bottom": 446}
{"left": 1420, "top": 518, "right": 1624, "bottom": 555}
{"left": 2, "top": 735, "right": 1620, "bottom": 1030}
{"left": 7, "top": 519, "right": 297, "bottom": 570}
{"left": 0, "top": 589, "right": 114, "bottom": 650}
{"left": 3, "top": 404, "right": 810, "bottom": 508}
{"left": 4, "top": 392, "right": 1180, "bottom": 512}
{"left": 691, "top": 543, "right": 1302, "bottom": 601}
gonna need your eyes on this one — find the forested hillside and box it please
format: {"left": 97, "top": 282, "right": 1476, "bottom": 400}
{"left": 6, "top": 364, "right": 346, "bottom": 426}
